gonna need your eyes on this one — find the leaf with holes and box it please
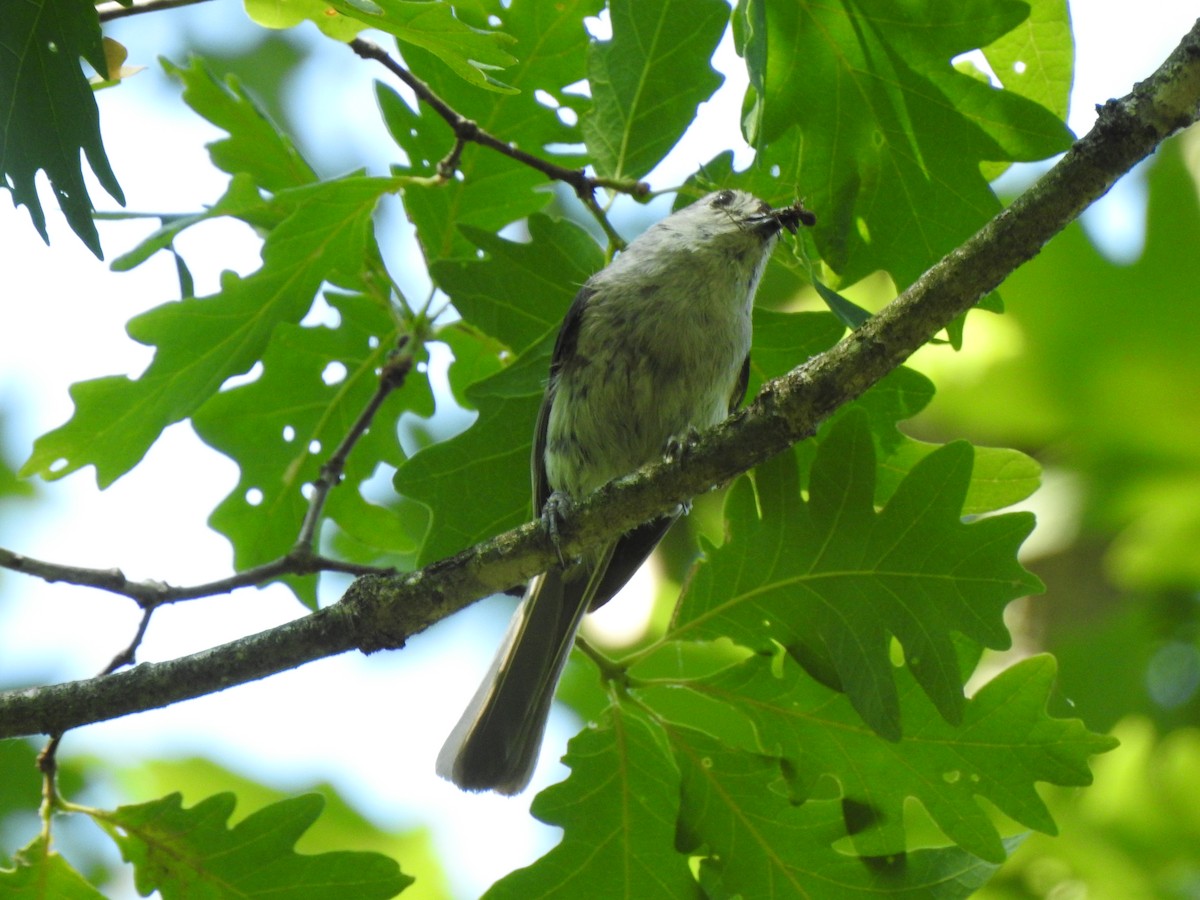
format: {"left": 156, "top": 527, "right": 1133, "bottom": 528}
{"left": 668, "top": 726, "right": 1018, "bottom": 898}
{"left": 740, "top": 0, "right": 1073, "bottom": 286}
{"left": 643, "top": 652, "right": 1117, "bottom": 865}
{"left": 192, "top": 292, "right": 433, "bottom": 608}
{"left": 21, "top": 175, "right": 401, "bottom": 489}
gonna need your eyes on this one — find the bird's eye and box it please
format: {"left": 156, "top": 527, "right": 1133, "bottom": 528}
{"left": 711, "top": 189, "right": 736, "bottom": 208}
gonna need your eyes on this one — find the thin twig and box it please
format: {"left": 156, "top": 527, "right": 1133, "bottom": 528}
{"left": 35, "top": 606, "right": 156, "bottom": 783}
{"left": 294, "top": 337, "right": 413, "bottom": 551}
{"left": 103, "top": 607, "right": 157, "bottom": 674}
{"left": 348, "top": 36, "right": 648, "bottom": 243}
{"left": 97, "top": 0, "right": 218, "bottom": 22}
{"left": 0, "top": 546, "right": 386, "bottom": 606}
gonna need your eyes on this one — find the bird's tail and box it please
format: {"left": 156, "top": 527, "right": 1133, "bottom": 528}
{"left": 436, "top": 544, "right": 614, "bottom": 795}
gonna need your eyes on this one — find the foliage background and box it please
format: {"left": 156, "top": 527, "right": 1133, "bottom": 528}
{"left": 2, "top": 0, "right": 1199, "bottom": 897}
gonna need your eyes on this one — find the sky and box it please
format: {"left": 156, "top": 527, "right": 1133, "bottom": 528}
{"left": 1, "top": 3, "right": 1197, "bottom": 897}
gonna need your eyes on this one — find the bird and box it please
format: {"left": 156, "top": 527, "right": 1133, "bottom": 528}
{"left": 437, "top": 188, "right": 812, "bottom": 794}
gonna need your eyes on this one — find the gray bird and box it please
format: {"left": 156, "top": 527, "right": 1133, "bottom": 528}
{"left": 438, "top": 189, "right": 811, "bottom": 794}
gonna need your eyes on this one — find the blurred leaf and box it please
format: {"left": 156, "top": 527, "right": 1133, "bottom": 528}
{"left": 162, "top": 56, "right": 317, "bottom": 191}
{"left": 102, "top": 793, "right": 410, "bottom": 898}
{"left": 0, "top": 741, "right": 41, "bottom": 818}
{"left": 0, "top": 428, "right": 36, "bottom": 504}
{"left": 114, "top": 757, "right": 451, "bottom": 900}
{"left": 741, "top": 0, "right": 1073, "bottom": 286}
{"left": 0, "top": 0, "right": 123, "bottom": 257}
{"left": 0, "top": 836, "right": 106, "bottom": 900}
{"left": 380, "top": 0, "right": 599, "bottom": 263}
{"left": 22, "top": 176, "right": 401, "bottom": 488}
{"left": 192, "top": 292, "right": 433, "bottom": 608}
{"left": 929, "top": 142, "right": 1200, "bottom": 590}
{"left": 247, "top": 0, "right": 519, "bottom": 87}
{"left": 675, "top": 412, "right": 1042, "bottom": 738}
{"left": 89, "top": 38, "right": 144, "bottom": 88}
{"left": 485, "top": 706, "right": 699, "bottom": 898}
{"left": 981, "top": 718, "right": 1200, "bottom": 900}
{"left": 582, "top": 0, "right": 728, "bottom": 180}
{"left": 244, "top": 0, "right": 365, "bottom": 42}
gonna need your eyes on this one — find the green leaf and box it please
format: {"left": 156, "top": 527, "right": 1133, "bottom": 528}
{"left": 162, "top": 56, "right": 317, "bottom": 191}
{"left": 668, "top": 727, "right": 1014, "bottom": 898}
{"left": 105, "top": 792, "right": 410, "bottom": 898}
{"left": 0, "top": 427, "right": 36, "bottom": 506}
{"left": 814, "top": 277, "right": 872, "bottom": 330}
{"left": 982, "top": 0, "right": 1074, "bottom": 123}
{"left": 22, "top": 176, "right": 401, "bottom": 487}
{"left": 114, "top": 757, "right": 453, "bottom": 897}
{"left": 243, "top": 0, "right": 365, "bottom": 41}
{"left": 379, "top": 0, "right": 598, "bottom": 262}
{"left": 246, "top": 0, "right": 519, "bottom": 88}
{"left": 836, "top": 366, "right": 936, "bottom": 459}
{"left": 745, "top": 309, "right": 844, "bottom": 395}
{"left": 582, "top": 0, "right": 729, "bottom": 180}
{"left": 647, "top": 653, "right": 1116, "bottom": 865}
{"left": 394, "top": 338, "right": 550, "bottom": 564}
{"left": 675, "top": 411, "right": 1042, "bottom": 738}
{"left": 431, "top": 216, "right": 605, "bottom": 352}
{"left": 485, "top": 706, "right": 700, "bottom": 899}
{"left": 395, "top": 215, "right": 604, "bottom": 562}
{"left": 742, "top": 0, "right": 1074, "bottom": 286}
{"left": 878, "top": 439, "right": 1042, "bottom": 515}
{"left": 109, "top": 174, "right": 272, "bottom": 273}
{"left": 0, "top": 836, "right": 106, "bottom": 900}
{"left": 0, "top": 0, "right": 123, "bottom": 257}
{"left": 192, "top": 292, "right": 433, "bottom": 608}
{"left": 982, "top": 718, "right": 1199, "bottom": 898}
{"left": 358, "top": 0, "right": 518, "bottom": 90}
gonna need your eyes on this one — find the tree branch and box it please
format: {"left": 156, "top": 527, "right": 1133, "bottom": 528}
{"left": 2, "top": 20, "right": 1197, "bottom": 741}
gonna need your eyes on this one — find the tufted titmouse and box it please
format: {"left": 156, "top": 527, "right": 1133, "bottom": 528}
{"left": 438, "top": 189, "right": 812, "bottom": 794}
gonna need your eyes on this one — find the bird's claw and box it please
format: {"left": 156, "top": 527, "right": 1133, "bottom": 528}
{"left": 663, "top": 428, "right": 699, "bottom": 517}
{"left": 663, "top": 426, "right": 701, "bottom": 464}
{"left": 541, "top": 491, "right": 571, "bottom": 568}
